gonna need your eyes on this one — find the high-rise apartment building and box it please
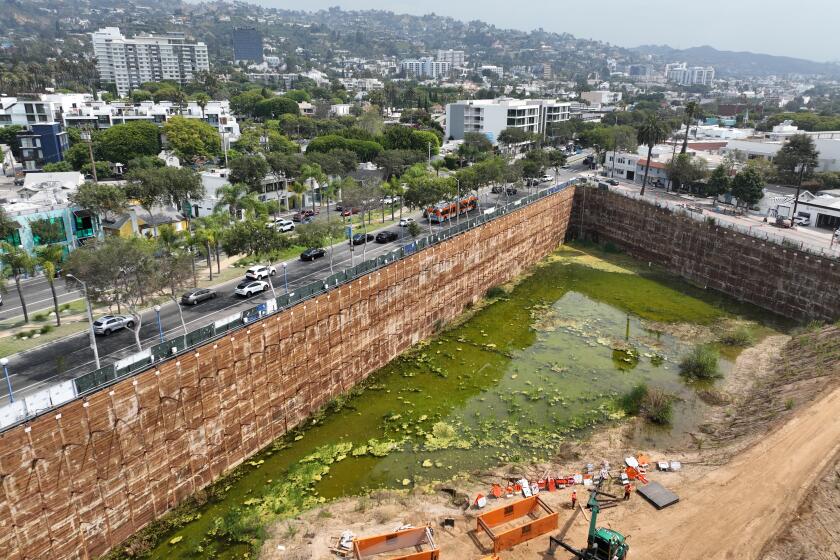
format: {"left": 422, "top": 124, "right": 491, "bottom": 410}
{"left": 436, "top": 49, "right": 466, "bottom": 68}
{"left": 400, "top": 57, "right": 451, "bottom": 79}
{"left": 92, "top": 27, "right": 210, "bottom": 97}
{"left": 233, "top": 27, "right": 263, "bottom": 63}
{"left": 665, "top": 63, "right": 715, "bottom": 87}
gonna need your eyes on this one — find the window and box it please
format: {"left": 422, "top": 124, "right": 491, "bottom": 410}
{"left": 30, "top": 217, "right": 67, "bottom": 245}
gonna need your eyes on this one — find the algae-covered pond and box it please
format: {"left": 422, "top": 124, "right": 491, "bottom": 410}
{"left": 141, "top": 244, "right": 783, "bottom": 559}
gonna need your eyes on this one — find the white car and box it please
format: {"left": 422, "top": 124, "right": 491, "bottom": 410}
{"left": 235, "top": 280, "right": 270, "bottom": 297}
{"left": 92, "top": 315, "right": 135, "bottom": 336}
{"left": 793, "top": 216, "right": 810, "bottom": 227}
{"left": 540, "top": 175, "right": 553, "bottom": 183}
{"left": 399, "top": 217, "right": 415, "bottom": 227}
{"left": 245, "top": 265, "right": 276, "bottom": 280}
{"left": 272, "top": 219, "right": 295, "bottom": 232}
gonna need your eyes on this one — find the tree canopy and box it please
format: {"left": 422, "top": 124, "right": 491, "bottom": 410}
{"left": 162, "top": 116, "right": 221, "bottom": 161}
{"left": 96, "top": 121, "right": 160, "bottom": 164}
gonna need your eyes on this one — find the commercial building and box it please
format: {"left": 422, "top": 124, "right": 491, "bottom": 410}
{"left": 92, "top": 27, "right": 210, "bottom": 97}
{"left": 665, "top": 63, "right": 715, "bottom": 87}
{"left": 445, "top": 98, "right": 572, "bottom": 143}
{"left": 436, "top": 49, "right": 466, "bottom": 68}
{"left": 581, "top": 90, "right": 623, "bottom": 106}
{"left": 233, "top": 27, "right": 263, "bottom": 63}
{"left": 400, "top": 57, "right": 451, "bottom": 79}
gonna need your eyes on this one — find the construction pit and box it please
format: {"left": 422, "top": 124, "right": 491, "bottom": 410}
{"left": 123, "top": 244, "right": 840, "bottom": 560}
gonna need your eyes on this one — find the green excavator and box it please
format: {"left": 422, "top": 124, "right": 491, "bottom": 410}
{"left": 548, "top": 482, "right": 630, "bottom": 560}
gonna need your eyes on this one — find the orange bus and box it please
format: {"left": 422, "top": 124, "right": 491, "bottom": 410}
{"left": 424, "top": 195, "right": 478, "bottom": 223}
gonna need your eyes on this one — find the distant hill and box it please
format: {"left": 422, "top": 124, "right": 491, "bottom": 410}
{"left": 632, "top": 45, "right": 840, "bottom": 78}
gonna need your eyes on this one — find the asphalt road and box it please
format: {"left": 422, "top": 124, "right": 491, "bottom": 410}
{"left": 0, "top": 275, "right": 82, "bottom": 322}
{"left": 0, "top": 164, "right": 588, "bottom": 402}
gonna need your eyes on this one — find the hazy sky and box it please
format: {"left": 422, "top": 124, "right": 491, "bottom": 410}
{"left": 250, "top": 0, "right": 840, "bottom": 62}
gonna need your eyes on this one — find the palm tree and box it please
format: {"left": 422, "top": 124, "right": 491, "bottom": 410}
{"left": 35, "top": 244, "right": 65, "bottom": 327}
{"left": 299, "top": 164, "right": 327, "bottom": 214}
{"left": 681, "top": 101, "right": 698, "bottom": 155}
{"left": 214, "top": 183, "right": 249, "bottom": 220}
{"left": 193, "top": 93, "right": 210, "bottom": 119}
{"left": 637, "top": 115, "right": 670, "bottom": 197}
{"left": 289, "top": 181, "right": 308, "bottom": 210}
{"left": 0, "top": 242, "right": 34, "bottom": 323}
{"left": 156, "top": 225, "right": 189, "bottom": 335}
{"left": 431, "top": 159, "right": 445, "bottom": 177}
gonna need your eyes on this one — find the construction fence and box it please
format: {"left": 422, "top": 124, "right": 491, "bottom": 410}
{"left": 0, "top": 180, "right": 580, "bottom": 432}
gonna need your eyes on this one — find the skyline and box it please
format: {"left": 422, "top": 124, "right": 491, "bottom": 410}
{"left": 248, "top": 0, "right": 840, "bottom": 63}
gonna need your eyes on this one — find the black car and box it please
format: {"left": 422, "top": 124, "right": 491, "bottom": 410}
{"left": 375, "top": 231, "right": 399, "bottom": 243}
{"left": 607, "top": 179, "right": 619, "bottom": 186}
{"left": 506, "top": 187, "right": 518, "bottom": 195}
{"left": 300, "top": 247, "right": 326, "bottom": 261}
{"left": 491, "top": 185, "right": 504, "bottom": 194}
{"left": 351, "top": 233, "right": 375, "bottom": 245}
{"left": 180, "top": 288, "right": 217, "bottom": 305}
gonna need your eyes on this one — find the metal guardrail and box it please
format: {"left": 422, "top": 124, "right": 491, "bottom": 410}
{"left": 0, "top": 180, "right": 580, "bottom": 432}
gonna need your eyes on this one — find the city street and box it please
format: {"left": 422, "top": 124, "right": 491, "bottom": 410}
{"left": 0, "top": 163, "right": 587, "bottom": 402}
{"left": 0, "top": 275, "right": 82, "bottom": 322}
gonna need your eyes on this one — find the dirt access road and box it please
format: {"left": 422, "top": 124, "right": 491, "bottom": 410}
{"left": 615, "top": 384, "right": 840, "bottom": 559}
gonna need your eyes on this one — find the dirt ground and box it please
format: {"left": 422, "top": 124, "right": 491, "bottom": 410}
{"left": 261, "top": 327, "right": 840, "bottom": 560}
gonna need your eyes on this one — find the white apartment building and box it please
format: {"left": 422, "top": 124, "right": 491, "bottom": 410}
{"left": 338, "top": 78, "right": 385, "bottom": 92}
{"left": 445, "top": 98, "right": 572, "bottom": 143}
{"left": 581, "top": 90, "right": 623, "bottom": 106}
{"left": 479, "top": 65, "right": 504, "bottom": 80}
{"left": 0, "top": 94, "right": 240, "bottom": 141}
{"left": 92, "top": 27, "right": 210, "bottom": 97}
{"left": 400, "top": 57, "right": 451, "bottom": 79}
{"left": 665, "top": 63, "right": 715, "bottom": 87}
{"left": 436, "top": 49, "right": 466, "bottom": 68}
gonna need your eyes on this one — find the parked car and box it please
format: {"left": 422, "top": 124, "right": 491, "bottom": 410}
{"left": 506, "top": 187, "right": 518, "bottom": 195}
{"left": 375, "top": 231, "right": 399, "bottom": 244}
{"left": 380, "top": 196, "right": 397, "bottom": 204}
{"left": 271, "top": 219, "right": 295, "bottom": 232}
{"left": 607, "top": 179, "right": 620, "bottom": 186}
{"left": 300, "top": 247, "right": 326, "bottom": 261}
{"left": 351, "top": 233, "right": 375, "bottom": 245}
{"left": 235, "top": 280, "right": 269, "bottom": 297}
{"left": 540, "top": 175, "right": 553, "bottom": 183}
{"left": 93, "top": 315, "right": 135, "bottom": 336}
{"left": 341, "top": 207, "right": 361, "bottom": 217}
{"left": 245, "top": 265, "right": 276, "bottom": 280}
{"left": 180, "top": 288, "right": 217, "bottom": 305}
{"left": 651, "top": 179, "right": 665, "bottom": 188}
{"left": 399, "top": 217, "right": 415, "bottom": 227}
{"left": 491, "top": 185, "right": 504, "bottom": 194}
{"left": 525, "top": 178, "right": 540, "bottom": 187}
{"left": 793, "top": 215, "right": 810, "bottom": 227}
{"left": 292, "top": 210, "right": 318, "bottom": 222}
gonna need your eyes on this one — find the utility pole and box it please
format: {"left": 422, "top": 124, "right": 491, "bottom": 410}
{"left": 791, "top": 163, "right": 807, "bottom": 227}
{"left": 66, "top": 275, "right": 100, "bottom": 369}
{"left": 81, "top": 129, "right": 97, "bottom": 182}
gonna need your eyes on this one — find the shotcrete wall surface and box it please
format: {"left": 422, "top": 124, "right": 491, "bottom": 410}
{"left": 573, "top": 187, "right": 840, "bottom": 322}
{"left": 0, "top": 188, "right": 575, "bottom": 560}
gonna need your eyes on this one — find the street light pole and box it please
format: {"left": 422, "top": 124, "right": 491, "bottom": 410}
{"left": 282, "top": 262, "right": 289, "bottom": 294}
{"left": 0, "top": 358, "right": 13, "bottom": 403}
{"left": 66, "top": 274, "right": 100, "bottom": 370}
{"left": 267, "top": 263, "right": 277, "bottom": 298}
{"left": 154, "top": 305, "right": 164, "bottom": 343}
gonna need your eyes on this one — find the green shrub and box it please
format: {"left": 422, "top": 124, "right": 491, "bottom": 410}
{"left": 679, "top": 345, "right": 721, "bottom": 380}
{"left": 719, "top": 326, "right": 755, "bottom": 346}
{"left": 40, "top": 324, "right": 53, "bottom": 335}
{"left": 33, "top": 313, "right": 47, "bottom": 322}
{"left": 485, "top": 286, "right": 505, "bottom": 299}
{"left": 621, "top": 383, "right": 673, "bottom": 424}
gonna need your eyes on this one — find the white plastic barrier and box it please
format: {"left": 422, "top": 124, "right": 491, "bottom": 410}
{"left": 0, "top": 401, "right": 27, "bottom": 430}
{"left": 49, "top": 380, "right": 77, "bottom": 408}
{"left": 214, "top": 312, "right": 241, "bottom": 330}
{"left": 115, "top": 348, "right": 152, "bottom": 371}
{"left": 24, "top": 389, "right": 53, "bottom": 416}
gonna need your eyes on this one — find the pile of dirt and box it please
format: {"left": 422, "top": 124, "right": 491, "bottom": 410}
{"left": 709, "top": 325, "right": 840, "bottom": 447}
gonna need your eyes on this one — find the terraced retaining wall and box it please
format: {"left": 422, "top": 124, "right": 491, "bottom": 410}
{"left": 571, "top": 186, "right": 840, "bottom": 322}
{"left": 0, "top": 187, "right": 575, "bottom": 560}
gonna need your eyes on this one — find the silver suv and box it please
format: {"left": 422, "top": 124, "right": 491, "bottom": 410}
{"left": 93, "top": 315, "right": 134, "bottom": 336}
{"left": 245, "top": 265, "right": 277, "bottom": 280}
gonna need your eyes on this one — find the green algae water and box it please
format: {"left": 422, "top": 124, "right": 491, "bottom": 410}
{"left": 143, "top": 244, "right": 783, "bottom": 559}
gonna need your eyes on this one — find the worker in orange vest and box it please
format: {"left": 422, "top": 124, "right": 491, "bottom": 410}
{"left": 624, "top": 484, "right": 633, "bottom": 501}
{"left": 571, "top": 490, "right": 577, "bottom": 509}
